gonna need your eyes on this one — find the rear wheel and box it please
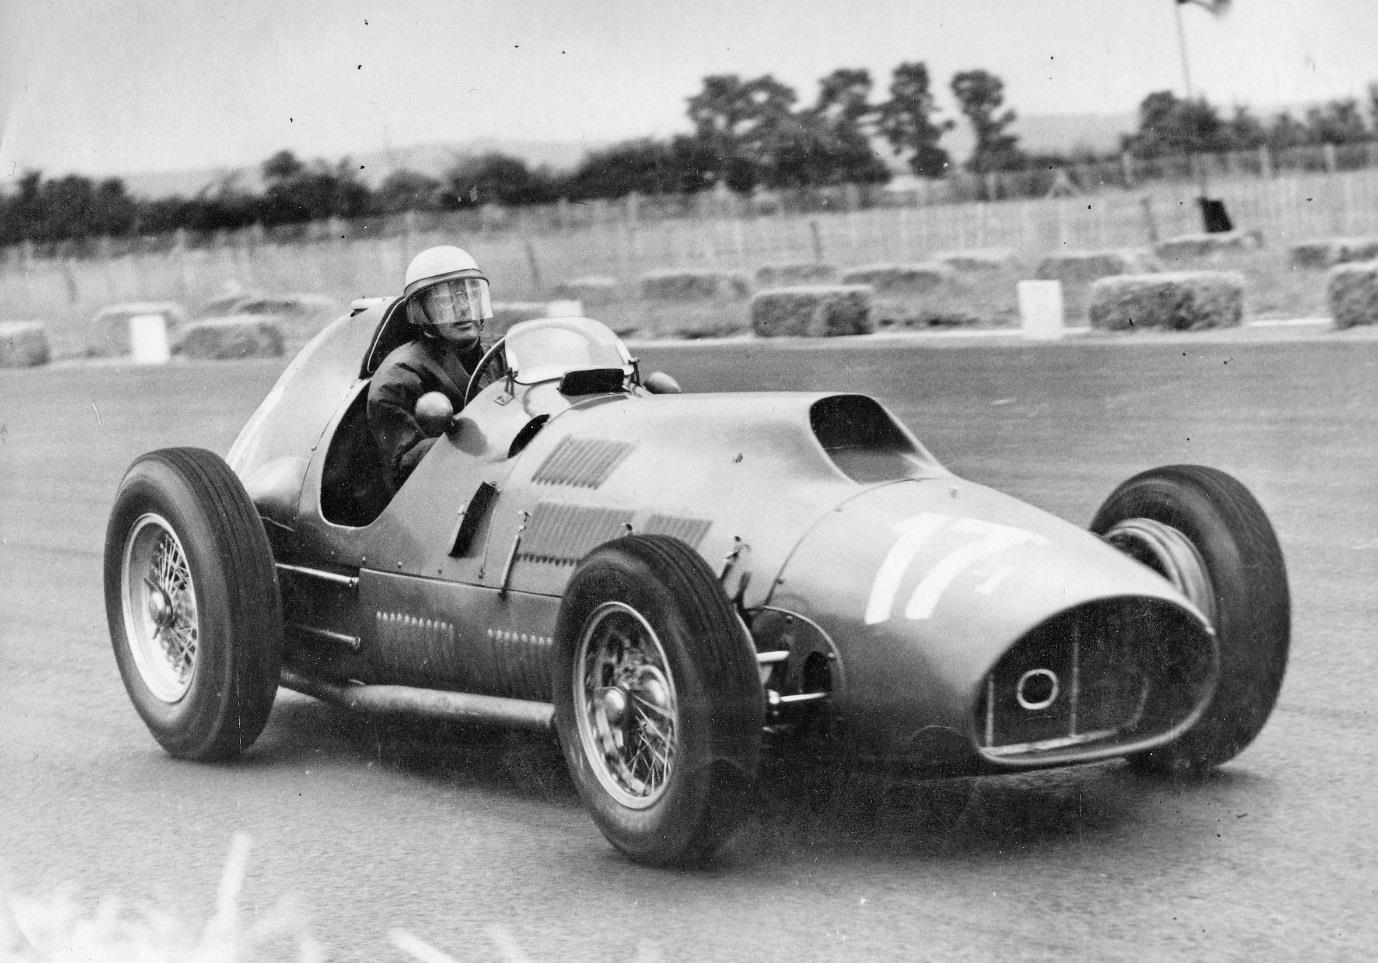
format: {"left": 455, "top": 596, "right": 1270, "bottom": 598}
{"left": 1091, "top": 464, "right": 1289, "bottom": 777}
{"left": 553, "top": 535, "right": 763, "bottom": 865}
{"left": 104, "top": 448, "right": 283, "bottom": 760}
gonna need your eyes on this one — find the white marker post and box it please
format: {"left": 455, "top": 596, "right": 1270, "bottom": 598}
{"left": 128, "top": 313, "right": 171, "bottom": 364}
{"left": 1017, "top": 280, "right": 1065, "bottom": 341}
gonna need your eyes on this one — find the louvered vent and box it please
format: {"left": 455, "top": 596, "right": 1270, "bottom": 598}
{"left": 518, "top": 503, "right": 632, "bottom": 565}
{"left": 642, "top": 513, "right": 712, "bottom": 550}
{"left": 532, "top": 437, "right": 633, "bottom": 488}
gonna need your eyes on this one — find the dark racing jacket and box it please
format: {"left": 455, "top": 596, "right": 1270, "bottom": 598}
{"left": 366, "top": 334, "right": 489, "bottom": 490}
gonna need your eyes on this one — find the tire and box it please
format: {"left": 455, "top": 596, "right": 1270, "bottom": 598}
{"left": 1090, "top": 464, "right": 1289, "bottom": 777}
{"left": 104, "top": 447, "right": 283, "bottom": 760}
{"left": 552, "top": 535, "right": 763, "bottom": 866}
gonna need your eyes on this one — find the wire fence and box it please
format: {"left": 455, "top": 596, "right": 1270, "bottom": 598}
{"left": 4, "top": 163, "right": 1376, "bottom": 357}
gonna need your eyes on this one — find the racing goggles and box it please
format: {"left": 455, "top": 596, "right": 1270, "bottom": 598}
{"left": 415, "top": 277, "right": 493, "bottom": 328}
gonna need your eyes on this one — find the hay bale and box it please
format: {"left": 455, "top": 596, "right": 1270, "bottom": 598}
{"left": 1155, "top": 231, "right": 1264, "bottom": 262}
{"left": 177, "top": 316, "right": 285, "bottom": 359}
{"left": 1327, "top": 262, "right": 1378, "bottom": 329}
{"left": 552, "top": 276, "right": 622, "bottom": 305}
{"left": 754, "top": 262, "right": 838, "bottom": 287}
{"left": 88, "top": 301, "right": 187, "bottom": 357}
{"left": 1035, "top": 249, "right": 1158, "bottom": 285}
{"left": 0, "top": 321, "right": 51, "bottom": 367}
{"left": 640, "top": 269, "right": 752, "bottom": 301}
{"left": 488, "top": 301, "right": 550, "bottom": 336}
{"left": 1290, "top": 236, "right": 1378, "bottom": 270}
{"left": 840, "top": 262, "right": 955, "bottom": 293}
{"left": 933, "top": 248, "right": 1018, "bottom": 272}
{"left": 1088, "top": 271, "right": 1245, "bottom": 331}
{"left": 750, "top": 285, "right": 873, "bottom": 338}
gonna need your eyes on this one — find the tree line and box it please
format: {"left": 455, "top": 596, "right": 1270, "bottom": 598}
{"left": 4, "top": 64, "right": 1378, "bottom": 247}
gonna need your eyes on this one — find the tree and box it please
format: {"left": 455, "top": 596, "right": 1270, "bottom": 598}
{"left": 683, "top": 73, "right": 800, "bottom": 190}
{"left": 1265, "top": 111, "right": 1310, "bottom": 151}
{"left": 950, "top": 69, "right": 1024, "bottom": 173}
{"left": 259, "top": 153, "right": 372, "bottom": 225}
{"left": 793, "top": 68, "right": 890, "bottom": 186}
{"left": 1224, "top": 105, "right": 1267, "bottom": 151}
{"left": 562, "top": 138, "right": 697, "bottom": 200}
{"left": 1304, "top": 98, "right": 1367, "bottom": 145}
{"left": 1121, "top": 90, "right": 1228, "bottom": 157}
{"left": 876, "top": 62, "right": 952, "bottom": 178}
{"left": 373, "top": 169, "right": 445, "bottom": 214}
{"left": 444, "top": 152, "right": 556, "bottom": 207}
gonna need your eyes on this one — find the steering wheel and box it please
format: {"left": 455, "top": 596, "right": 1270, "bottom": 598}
{"left": 464, "top": 337, "right": 510, "bottom": 407}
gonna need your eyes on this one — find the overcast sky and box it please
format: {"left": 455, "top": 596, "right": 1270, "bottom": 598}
{"left": 2, "top": 0, "right": 1375, "bottom": 184}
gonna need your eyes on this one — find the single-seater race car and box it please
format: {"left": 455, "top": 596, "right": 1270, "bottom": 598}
{"left": 104, "top": 299, "right": 1289, "bottom": 865}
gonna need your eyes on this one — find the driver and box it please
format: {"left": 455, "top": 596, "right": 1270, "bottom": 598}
{"left": 368, "top": 245, "right": 496, "bottom": 491}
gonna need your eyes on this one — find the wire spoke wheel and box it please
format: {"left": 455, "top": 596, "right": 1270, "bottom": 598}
{"left": 575, "top": 602, "right": 679, "bottom": 809}
{"left": 553, "top": 535, "right": 763, "bottom": 865}
{"left": 121, "top": 513, "right": 200, "bottom": 702}
{"left": 104, "top": 448, "right": 283, "bottom": 760}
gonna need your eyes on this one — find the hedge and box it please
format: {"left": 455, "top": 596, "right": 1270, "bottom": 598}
{"left": 932, "top": 248, "right": 1018, "bottom": 272}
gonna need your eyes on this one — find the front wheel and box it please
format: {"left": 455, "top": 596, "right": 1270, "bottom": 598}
{"left": 1091, "top": 464, "right": 1290, "bottom": 777}
{"left": 104, "top": 448, "right": 283, "bottom": 760}
{"left": 553, "top": 535, "right": 763, "bottom": 866}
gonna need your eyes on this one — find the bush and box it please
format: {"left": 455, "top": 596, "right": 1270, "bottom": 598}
{"left": 1035, "top": 249, "right": 1158, "bottom": 285}
{"left": 1155, "top": 230, "right": 1264, "bottom": 262}
{"left": 754, "top": 262, "right": 838, "bottom": 287}
{"left": 1327, "top": 262, "right": 1378, "bottom": 329}
{"left": 750, "top": 285, "right": 873, "bottom": 337}
{"left": 0, "top": 321, "right": 51, "bottom": 367}
{"left": 88, "top": 301, "right": 187, "bottom": 358}
{"left": 1289, "top": 236, "right": 1378, "bottom": 270}
{"left": 932, "top": 248, "right": 1018, "bottom": 272}
{"left": 639, "top": 269, "right": 751, "bottom": 301}
{"left": 840, "top": 262, "right": 954, "bottom": 293}
{"left": 1088, "top": 271, "right": 1245, "bottom": 331}
{"left": 177, "top": 316, "right": 285, "bottom": 359}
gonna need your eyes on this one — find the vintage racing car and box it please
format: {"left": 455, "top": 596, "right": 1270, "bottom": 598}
{"left": 104, "top": 299, "right": 1290, "bottom": 865}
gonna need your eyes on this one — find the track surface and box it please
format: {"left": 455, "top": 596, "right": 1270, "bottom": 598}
{"left": 2, "top": 334, "right": 1376, "bottom": 960}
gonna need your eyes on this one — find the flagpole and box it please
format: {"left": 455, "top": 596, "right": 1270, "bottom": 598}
{"left": 1172, "top": 0, "right": 1209, "bottom": 198}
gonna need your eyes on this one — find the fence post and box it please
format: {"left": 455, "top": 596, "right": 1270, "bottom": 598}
{"left": 1324, "top": 143, "right": 1338, "bottom": 174}
{"left": 809, "top": 220, "right": 825, "bottom": 264}
{"left": 1258, "top": 145, "right": 1273, "bottom": 179}
{"left": 1120, "top": 152, "right": 1135, "bottom": 187}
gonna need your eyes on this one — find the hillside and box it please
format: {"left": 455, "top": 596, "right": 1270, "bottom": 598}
{"left": 116, "top": 112, "right": 1136, "bottom": 200}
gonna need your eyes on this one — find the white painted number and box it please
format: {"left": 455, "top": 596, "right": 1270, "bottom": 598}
{"left": 864, "top": 513, "right": 1047, "bottom": 625}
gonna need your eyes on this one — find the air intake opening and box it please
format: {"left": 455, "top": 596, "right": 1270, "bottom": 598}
{"left": 810, "top": 394, "right": 923, "bottom": 483}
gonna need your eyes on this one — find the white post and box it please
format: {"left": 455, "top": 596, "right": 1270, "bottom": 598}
{"left": 128, "top": 313, "right": 171, "bottom": 364}
{"left": 1018, "top": 280, "right": 1065, "bottom": 341}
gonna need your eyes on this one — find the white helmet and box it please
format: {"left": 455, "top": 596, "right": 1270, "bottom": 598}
{"left": 402, "top": 245, "right": 493, "bottom": 341}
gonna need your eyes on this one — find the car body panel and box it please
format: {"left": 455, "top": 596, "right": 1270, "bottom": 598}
{"left": 227, "top": 310, "right": 1218, "bottom": 775}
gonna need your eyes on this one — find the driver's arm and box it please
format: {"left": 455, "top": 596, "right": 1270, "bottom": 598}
{"left": 367, "top": 361, "right": 438, "bottom": 490}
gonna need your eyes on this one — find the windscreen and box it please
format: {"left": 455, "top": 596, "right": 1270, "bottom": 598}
{"left": 503, "top": 319, "right": 632, "bottom": 385}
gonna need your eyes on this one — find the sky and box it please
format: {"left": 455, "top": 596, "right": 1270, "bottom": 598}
{"left": 1, "top": 0, "right": 1375, "bottom": 187}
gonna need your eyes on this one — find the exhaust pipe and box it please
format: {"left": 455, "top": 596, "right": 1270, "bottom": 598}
{"left": 280, "top": 668, "right": 554, "bottom": 732}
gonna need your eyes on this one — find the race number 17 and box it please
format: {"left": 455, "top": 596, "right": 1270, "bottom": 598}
{"left": 864, "top": 512, "right": 1047, "bottom": 625}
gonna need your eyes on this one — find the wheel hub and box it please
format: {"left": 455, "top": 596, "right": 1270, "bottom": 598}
{"left": 574, "top": 602, "right": 678, "bottom": 810}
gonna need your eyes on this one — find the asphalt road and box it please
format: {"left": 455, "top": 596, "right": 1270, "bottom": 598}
{"left": 2, "top": 331, "right": 1376, "bottom": 961}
